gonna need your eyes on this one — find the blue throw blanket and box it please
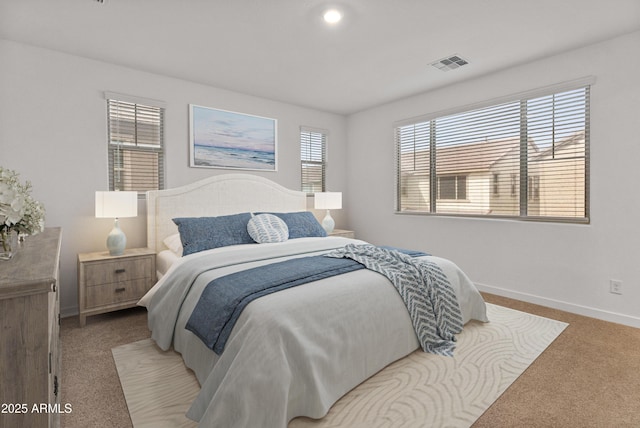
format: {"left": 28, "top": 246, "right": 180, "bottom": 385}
{"left": 186, "top": 247, "right": 427, "bottom": 355}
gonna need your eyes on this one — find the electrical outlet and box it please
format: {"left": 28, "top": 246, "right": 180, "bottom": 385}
{"left": 609, "top": 279, "right": 623, "bottom": 295}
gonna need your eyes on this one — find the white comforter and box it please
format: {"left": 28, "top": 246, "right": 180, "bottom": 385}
{"left": 142, "top": 237, "right": 488, "bottom": 428}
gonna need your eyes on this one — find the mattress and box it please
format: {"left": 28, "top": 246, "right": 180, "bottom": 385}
{"left": 156, "top": 249, "right": 179, "bottom": 279}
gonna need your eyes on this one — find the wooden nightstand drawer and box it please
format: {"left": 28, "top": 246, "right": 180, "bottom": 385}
{"left": 83, "top": 257, "right": 152, "bottom": 286}
{"left": 85, "top": 278, "right": 151, "bottom": 309}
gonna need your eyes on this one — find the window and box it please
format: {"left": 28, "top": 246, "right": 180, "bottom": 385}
{"left": 300, "top": 127, "right": 327, "bottom": 194}
{"left": 438, "top": 175, "right": 466, "bottom": 200}
{"left": 105, "top": 92, "right": 165, "bottom": 194}
{"left": 492, "top": 173, "right": 499, "bottom": 196}
{"left": 395, "top": 80, "right": 591, "bottom": 223}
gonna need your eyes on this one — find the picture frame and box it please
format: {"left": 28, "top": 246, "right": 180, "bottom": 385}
{"left": 189, "top": 104, "right": 277, "bottom": 171}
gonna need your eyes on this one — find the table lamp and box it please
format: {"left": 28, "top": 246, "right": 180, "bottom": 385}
{"left": 314, "top": 192, "right": 342, "bottom": 234}
{"left": 95, "top": 191, "right": 138, "bottom": 256}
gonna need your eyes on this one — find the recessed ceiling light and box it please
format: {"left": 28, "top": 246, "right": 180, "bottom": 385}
{"left": 323, "top": 9, "right": 343, "bottom": 24}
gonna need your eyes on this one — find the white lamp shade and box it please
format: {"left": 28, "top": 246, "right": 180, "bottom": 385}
{"left": 95, "top": 191, "right": 138, "bottom": 218}
{"left": 314, "top": 192, "right": 342, "bottom": 210}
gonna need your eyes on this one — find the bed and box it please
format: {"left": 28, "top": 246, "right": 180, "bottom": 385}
{"left": 140, "top": 173, "right": 488, "bottom": 428}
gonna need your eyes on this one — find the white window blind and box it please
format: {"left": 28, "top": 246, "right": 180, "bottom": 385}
{"left": 106, "top": 95, "right": 165, "bottom": 193}
{"left": 300, "top": 127, "right": 327, "bottom": 194}
{"left": 396, "top": 84, "right": 590, "bottom": 223}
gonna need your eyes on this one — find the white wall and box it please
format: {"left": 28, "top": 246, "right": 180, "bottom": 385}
{"left": 347, "top": 31, "right": 640, "bottom": 327}
{"left": 0, "top": 39, "right": 348, "bottom": 316}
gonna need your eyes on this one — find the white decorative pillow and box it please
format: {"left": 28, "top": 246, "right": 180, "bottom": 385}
{"left": 163, "top": 233, "right": 184, "bottom": 256}
{"left": 247, "top": 213, "right": 289, "bottom": 244}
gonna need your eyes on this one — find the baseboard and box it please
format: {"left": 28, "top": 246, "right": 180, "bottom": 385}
{"left": 475, "top": 282, "right": 640, "bottom": 329}
{"left": 61, "top": 306, "right": 78, "bottom": 319}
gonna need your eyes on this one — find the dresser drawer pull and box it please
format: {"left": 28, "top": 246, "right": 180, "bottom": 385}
{"left": 115, "top": 287, "right": 126, "bottom": 293}
{"left": 115, "top": 268, "right": 126, "bottom": 274}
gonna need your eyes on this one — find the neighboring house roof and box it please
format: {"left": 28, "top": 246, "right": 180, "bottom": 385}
{"left": 443, "top": 137, "right": 539, "bottom": 174}
{"left": 535, "top": 130, "right": 586, "bottom": 160}
{"left": 401, "top": 131, "right": 584, "bottom": 176}
{"left": 401, "top": 137, "right": 539, "bottom": 175}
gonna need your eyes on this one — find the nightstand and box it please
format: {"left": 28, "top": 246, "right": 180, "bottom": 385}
{"left": 330, "top": 229, "right": 355, "bottom": 238}
{"left": 77, "top": 248, "right": 155, "bottom": 327}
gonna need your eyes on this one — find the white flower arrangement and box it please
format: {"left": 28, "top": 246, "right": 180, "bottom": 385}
{"left": 0, "top": 167, "right": 45, "bottom": 238}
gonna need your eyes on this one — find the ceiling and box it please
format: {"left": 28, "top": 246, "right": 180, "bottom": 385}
{"left": 1, "top": 0, "right": 639, "bottom": 115}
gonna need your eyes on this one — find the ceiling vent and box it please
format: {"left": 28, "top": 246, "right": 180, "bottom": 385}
{"left": 431, "top": 55, "right": 469, "bottom": 72}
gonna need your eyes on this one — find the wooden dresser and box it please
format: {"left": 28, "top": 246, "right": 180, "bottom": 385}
{"left": 0, "top": 227, "right": 62, "bottom": 428}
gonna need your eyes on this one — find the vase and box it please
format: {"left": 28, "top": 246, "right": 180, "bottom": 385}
{"left": 0, "top": 230, "right": 18, "bottom": 260}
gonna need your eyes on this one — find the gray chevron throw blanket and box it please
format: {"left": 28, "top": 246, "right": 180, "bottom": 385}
{"left": 326, "top": 244, "right": 464, "bottom": 356}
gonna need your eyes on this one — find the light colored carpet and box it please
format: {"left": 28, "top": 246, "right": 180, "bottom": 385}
{"left": 112, "top": 303, "right": 567, "bottom": 428}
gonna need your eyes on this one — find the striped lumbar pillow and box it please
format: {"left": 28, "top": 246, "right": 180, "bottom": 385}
{"left": 247, "top": 213, "right": 289, "bottom": 244}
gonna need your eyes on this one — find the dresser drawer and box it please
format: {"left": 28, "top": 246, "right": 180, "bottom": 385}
{"left": 85, "top": 278, "right": 151, "bottom": 309}
{"left": 83, "top": 257, "right": 152, "bottom": 287}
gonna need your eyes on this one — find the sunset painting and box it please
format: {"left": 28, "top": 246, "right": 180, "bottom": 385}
{"left": 189, "top": 105, "right": 277, "bottom": 170}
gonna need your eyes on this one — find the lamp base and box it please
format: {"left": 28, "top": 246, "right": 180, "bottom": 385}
{"left": 321, "top": 210, "right": 335, "bottom": 234}
{"left": 106, "top": 218, "right": 126, "bottom": 256}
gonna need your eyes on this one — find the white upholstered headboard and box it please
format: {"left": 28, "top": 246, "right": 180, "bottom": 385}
{"left": 146, "top": 174, "right": 308, "bottom": 252}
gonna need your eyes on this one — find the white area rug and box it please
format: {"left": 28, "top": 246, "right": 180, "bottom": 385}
{"left": 112, "top": 303, "right": 567, "bottom": 428}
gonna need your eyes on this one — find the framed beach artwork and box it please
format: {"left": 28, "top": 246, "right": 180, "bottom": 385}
{"left": 189, "top": 105, "right": 277, "bottom": 171}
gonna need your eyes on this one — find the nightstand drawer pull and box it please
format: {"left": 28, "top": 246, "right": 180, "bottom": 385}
{"left": 115, "top": 268, "right": 126, "bottom": 274}
{"left": 115, "top": 287, "right": 126, "bottom": 293}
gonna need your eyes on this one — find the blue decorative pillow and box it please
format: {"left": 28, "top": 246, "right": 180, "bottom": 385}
{"left": 259, "top": 211, "right": 327, "bottom": 239}
{"left": 247, "top": 213, "right": 289, "bottom": 244}
{"left": 173, "top": 213, "right": 253, "bottom": 256}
